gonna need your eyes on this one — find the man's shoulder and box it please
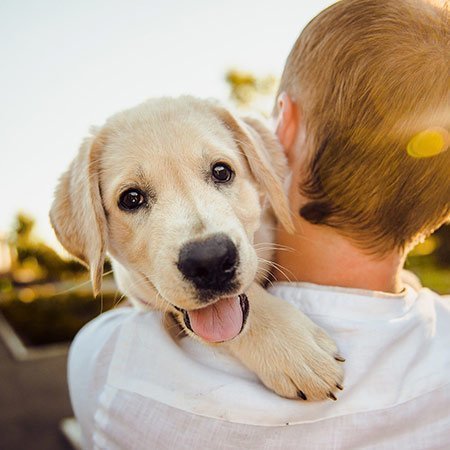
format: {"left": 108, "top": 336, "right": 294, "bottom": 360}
{"left": 68, "top": 289, "right": 450, "bottom": 440}
{"left": 416, "top": 287, "right": 450, "bottom": 327}
{"left": 71, "top": 306, "right": 138, "bottom": 354}
{"left": 402, "top": 270, "right": 450, "bottom": 313}
{"left": 423, "top": 287, "right": 450, "bottom": 308}
{"left": 68, "top": 306, "right": 160, "bottom": 398}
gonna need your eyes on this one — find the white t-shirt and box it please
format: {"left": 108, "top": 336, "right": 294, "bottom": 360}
{"left": 68, "top": 281, "right": 450, "bottom": 450}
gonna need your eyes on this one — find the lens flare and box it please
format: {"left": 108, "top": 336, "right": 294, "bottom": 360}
{"left": 407, "top": 127, "right": 449, "bottom": 158}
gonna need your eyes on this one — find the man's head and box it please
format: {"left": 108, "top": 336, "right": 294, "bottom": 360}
{"left": 275, "top": 0, "right": 449, "bottom": 255}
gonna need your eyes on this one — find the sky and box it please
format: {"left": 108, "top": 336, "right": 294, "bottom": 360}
{"left": 0, "top": 0, "right": 334, "bottom": 247}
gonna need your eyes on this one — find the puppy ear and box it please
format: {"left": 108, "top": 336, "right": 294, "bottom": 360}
{"left": 211, "top": 105, "right": 295, "bottom": 233}
{"left": 50, "top": 131, "right": 108, "bottom": 296}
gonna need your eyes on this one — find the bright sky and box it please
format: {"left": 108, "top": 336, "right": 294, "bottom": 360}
{"left": 0, "top": 0, "right": 334, "bottom": 247}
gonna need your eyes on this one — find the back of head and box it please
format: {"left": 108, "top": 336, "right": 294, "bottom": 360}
{"left": 278, "top": 0, "right": 449, "bottom": 253}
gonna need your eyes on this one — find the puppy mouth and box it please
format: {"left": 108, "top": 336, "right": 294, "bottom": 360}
{"left": 175, "top": 294, "right": 249, "bottom": 343}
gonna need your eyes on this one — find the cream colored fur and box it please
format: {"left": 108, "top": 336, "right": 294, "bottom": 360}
{"left": 50, "top": 96, "right": 343, "bottom": 400}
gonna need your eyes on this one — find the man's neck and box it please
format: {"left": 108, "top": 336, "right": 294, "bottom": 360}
{"left": 274, "top": 218, "right": 406, "bottom": 294}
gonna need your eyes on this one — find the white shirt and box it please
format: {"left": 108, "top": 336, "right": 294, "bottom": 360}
{"left": 68, "top": 281, "right": 450, "bottom": 450}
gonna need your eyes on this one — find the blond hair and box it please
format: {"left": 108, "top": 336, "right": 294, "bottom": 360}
{"left": 277, "top": 0, "right": 450, "bottom": 252}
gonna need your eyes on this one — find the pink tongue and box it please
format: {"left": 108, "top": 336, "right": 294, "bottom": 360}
{"left": 188, "top": 296, "right": 243, "bottom": 342}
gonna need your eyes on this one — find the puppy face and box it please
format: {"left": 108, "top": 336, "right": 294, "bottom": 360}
{"left": 101, "top": 99, "right": 261, "bottom": 309}
{"left": 50, "top": 97, "right": 292, "bottom": 342}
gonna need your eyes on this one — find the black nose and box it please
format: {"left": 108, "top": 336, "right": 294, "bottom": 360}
{"left": 177, "top": 234, "right": 238, "bottom": 292}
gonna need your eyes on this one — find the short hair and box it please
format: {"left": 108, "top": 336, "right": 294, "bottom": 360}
{"left": 277, "top": 0, "right": 450, "bottom": 252}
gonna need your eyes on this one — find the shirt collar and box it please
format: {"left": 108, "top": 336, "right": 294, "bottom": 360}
{"left": 268, "top": 281, "right": 418, "bottom": 320}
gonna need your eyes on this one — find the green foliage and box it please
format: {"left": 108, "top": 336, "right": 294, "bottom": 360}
{"left": 13, "top": 213, "right": 35, "bottom": 245}
{"left": 226, "top": 69, "right": 277, "bottom": 110}
{"left": 405, "top": 225, "right": 450, "bottom": 293}
{"left": 0, "top": 291, "right": 120, "bottom": 346}
{"left": 5, "top": 212, "right": 109, "bottom": 285}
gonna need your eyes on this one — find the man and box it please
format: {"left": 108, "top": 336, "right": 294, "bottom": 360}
{"left": 68, "top": 0, "right": 450, "bottom": 448}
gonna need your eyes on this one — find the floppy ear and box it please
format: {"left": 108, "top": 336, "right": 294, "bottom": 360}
{"left": 211, "top": 105, "right": 295, "bottom": 233}
{"left": 50, "top": 131, "right": 108, "bottom": 296}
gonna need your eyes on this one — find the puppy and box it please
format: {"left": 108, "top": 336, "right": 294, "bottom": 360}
{"left": 50, "top": 96, "right": 344, "bottom": 400}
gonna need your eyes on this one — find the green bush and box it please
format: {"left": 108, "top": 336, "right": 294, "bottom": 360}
{"left": 0, "top": 292, "right": 120, "bottom": 347}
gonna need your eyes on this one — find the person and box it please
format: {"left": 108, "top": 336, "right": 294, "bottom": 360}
{"left": 68, "top": 0, "right": 450, "bottom": 448}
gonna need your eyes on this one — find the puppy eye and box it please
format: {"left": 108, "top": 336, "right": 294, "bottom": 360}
{"left": 212, "top": 163, "right": 234, "bottom": 184}
{"left": 118, "top": 189, "right": 146, "bottom": 211}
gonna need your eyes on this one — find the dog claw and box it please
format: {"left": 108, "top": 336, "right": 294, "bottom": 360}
{"left": 336, "top": 383, "right": 344, "bottom": 391}
{"left": 328, "top": 392, "right": 337, "bottom": 401}
{"left": 334, "top": 354, "right": 346, "bottom": 362}
{"left": 297, "top": 390, "right": 307, "bottom": 400}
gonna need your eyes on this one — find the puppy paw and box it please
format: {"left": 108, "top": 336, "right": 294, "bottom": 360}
{"left": 225, "top": 284, "right": 345, "bottom": 401}
{"left": 256, "top": 324, "right": 345, "bottom": 401}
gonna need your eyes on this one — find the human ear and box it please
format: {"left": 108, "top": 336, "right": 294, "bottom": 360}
{"left": 275, "top": 92, "right": 300, "bottom": 164}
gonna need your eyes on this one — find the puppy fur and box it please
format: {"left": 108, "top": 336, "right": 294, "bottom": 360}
{"left": 50, "top": 96, "right": 343, "bottom": 400}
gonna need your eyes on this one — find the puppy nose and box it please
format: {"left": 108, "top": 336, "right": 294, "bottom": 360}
{"left": 177, "top": 234, "right": 238, "bottom": 292}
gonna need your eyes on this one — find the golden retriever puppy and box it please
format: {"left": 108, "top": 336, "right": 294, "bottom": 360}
{"left": 50, "top": 96, "right": 344, "bottom": 400}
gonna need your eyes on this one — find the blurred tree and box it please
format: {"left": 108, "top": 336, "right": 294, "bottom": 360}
{"left": 226, "top": 69, "right": 277, "bottom": 112}
{"left": 8, "top": 212, "right": 85, "bottom": 284}
{"left": 14, "top": 213, "right": 34, "bottom": 245}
